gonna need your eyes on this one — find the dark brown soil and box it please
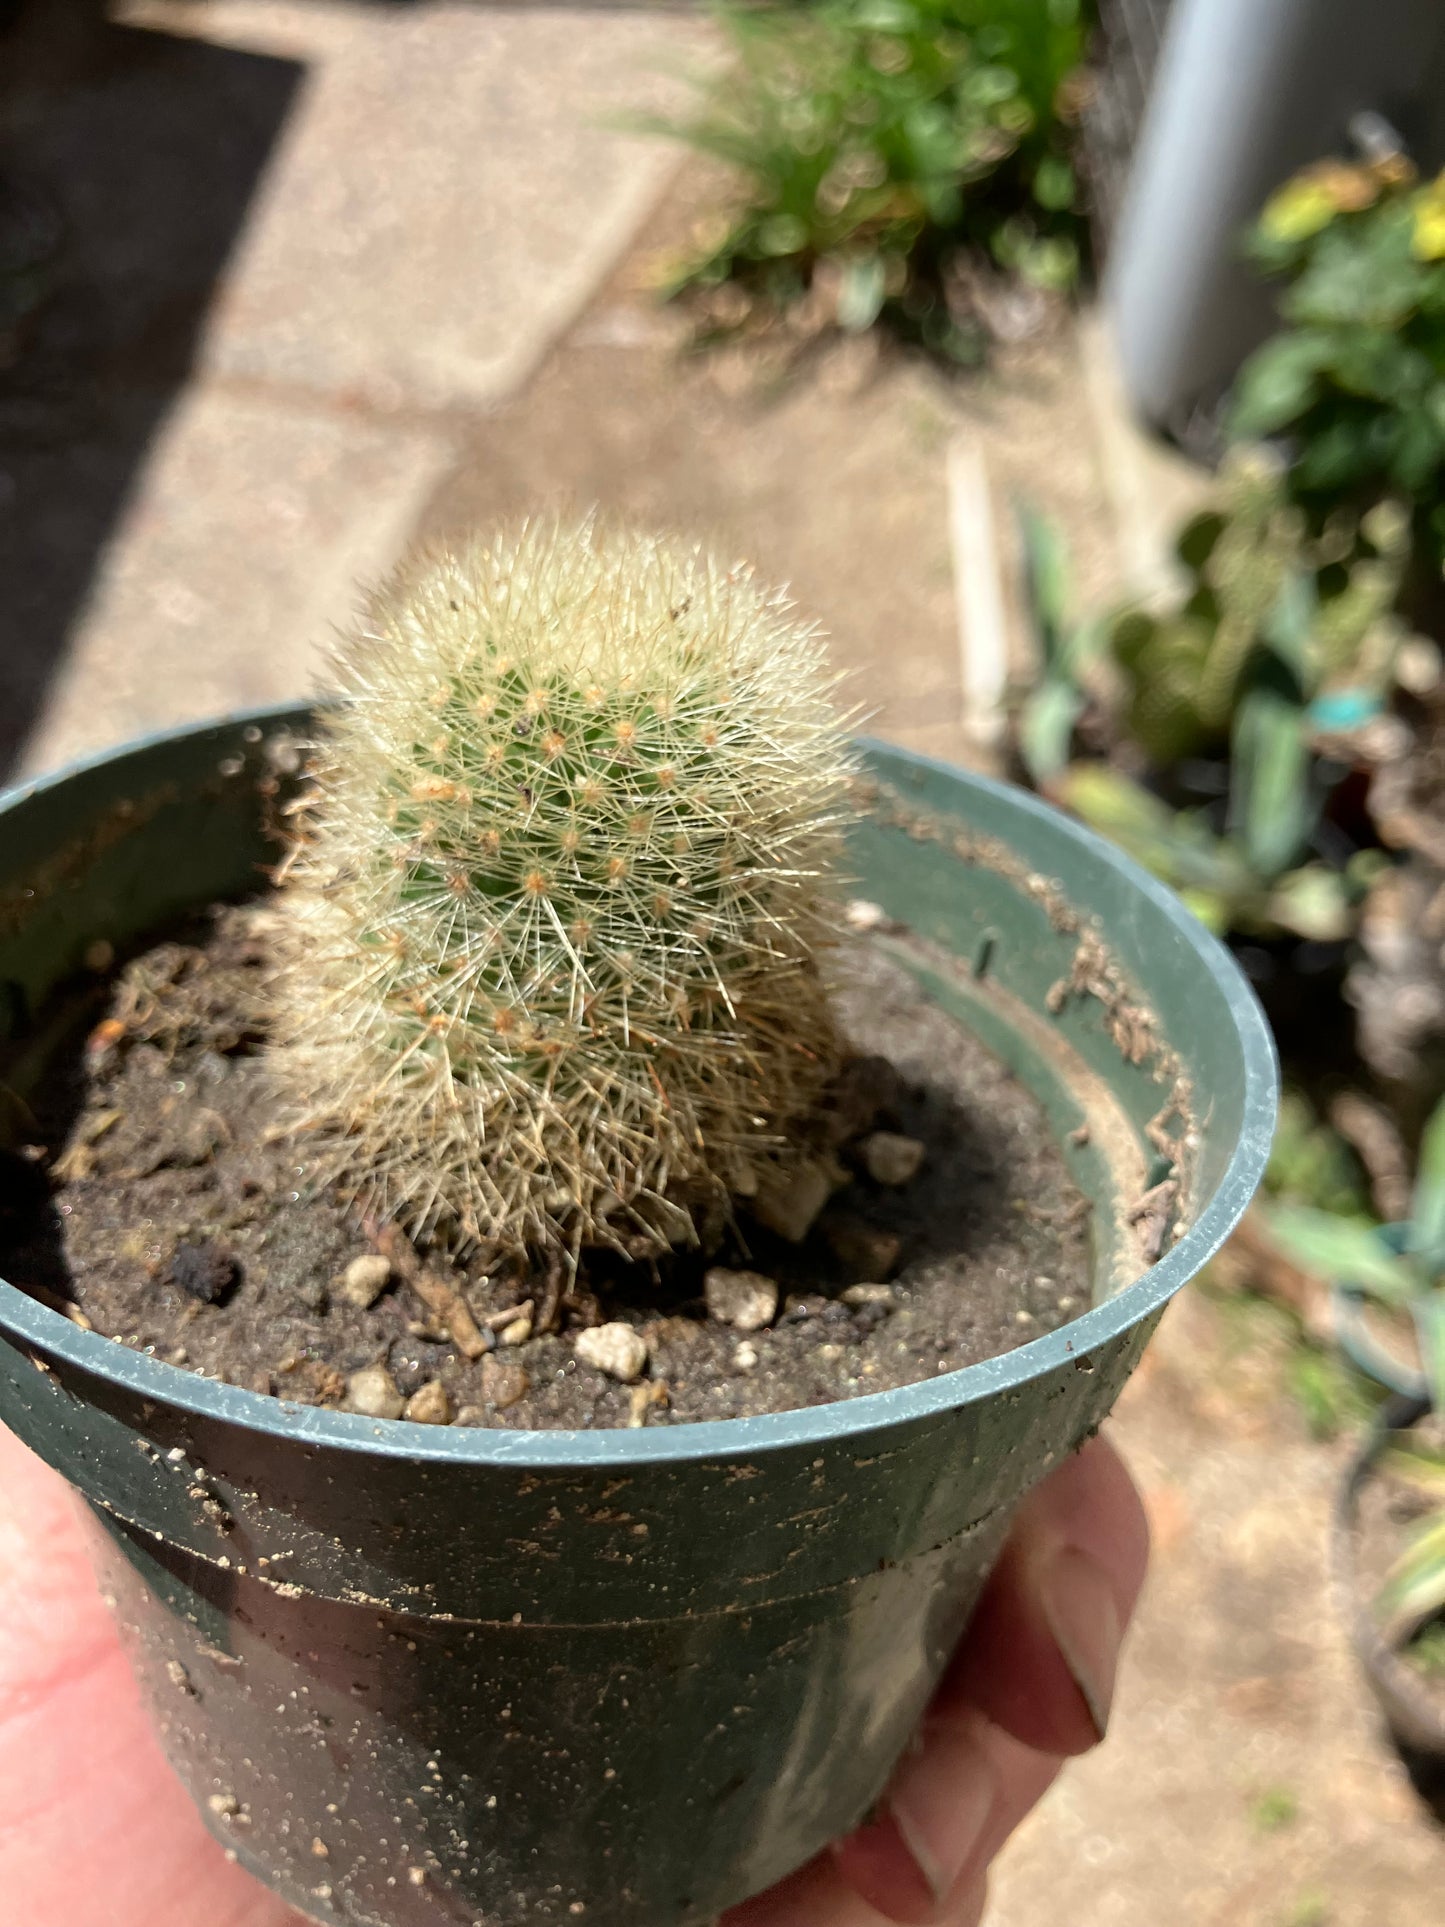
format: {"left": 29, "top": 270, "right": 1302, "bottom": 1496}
{"left": 1, "top": 902, "right": 1094, "bottom": 1428}
{"left": 1352, "top": 1417, "right": 1445, "bottom": 1723}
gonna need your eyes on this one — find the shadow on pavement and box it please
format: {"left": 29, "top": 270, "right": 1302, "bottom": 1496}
{"left": 0, "top": 0, "right": 304, "bottom": 781}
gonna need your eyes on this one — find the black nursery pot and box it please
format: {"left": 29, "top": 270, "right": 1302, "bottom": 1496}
{"left": 0, "top": 709, "right": 1276, "bottom": 1927}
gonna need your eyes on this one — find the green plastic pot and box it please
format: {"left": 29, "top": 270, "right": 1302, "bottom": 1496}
{"left": 0, "top": 708, "right": 1276, "bottom": 1927}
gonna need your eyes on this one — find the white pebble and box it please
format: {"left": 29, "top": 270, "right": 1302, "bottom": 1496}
{"left": 752, "top": 1160, "right": 833, "bottom": 1243}
{"left": 860, "top": 1131, "right": 926, "bottom": 1187}
{"left": 840, "top": 1283, "right": 896, "bottom": 1308}
{"left": 499, "top": 1314, "right": 533, "bottom": 1347}
{"left": 337, "top": 1253, "right": 391, "bottom": 1309}
{"left": 344, "top": 1365, "right": 405, "bottom": 1420}
{"left": 845, "top": 898, "right": 889, "bottom": 932}
{"left": 704, "top": 1267, "right": 779, "bottom": 1332}
{"left": 575, "top": 1323, "right": 648, "bottom": 1384}
{"left": 404, "top": 1380, "right": 452, "bottom": 1425}
{"left": 733, "top": 1342, "right": 759, "bottom": 1373}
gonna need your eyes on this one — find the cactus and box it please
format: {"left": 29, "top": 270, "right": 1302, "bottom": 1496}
{"left": 266, "top": 521, "right": 856, "bottom": 1264}
{"left": 1107, "top": 451, "right": 1412, "bottom": 767}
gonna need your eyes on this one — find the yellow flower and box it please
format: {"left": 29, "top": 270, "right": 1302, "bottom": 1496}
{"left": 1259, "top": 177, "right": 1338, "bottom": 244}
{"left": 1412, "top": 173, "right": 1445, "bottom": 260}
{"left": 1259, "top": 161, "right": 1391, "bottom": 245}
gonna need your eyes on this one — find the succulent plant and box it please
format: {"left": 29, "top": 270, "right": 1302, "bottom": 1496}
{"left": 267, "top": 521, "right": 855, "bottom": 1264}
{"left": 1107, "top": 450, "right": 1412, "bottom": 768}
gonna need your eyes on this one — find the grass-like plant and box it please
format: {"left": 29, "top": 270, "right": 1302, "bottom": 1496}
{"left": 1266, "top": 1094, "right": 1445, "bottom": 1412}
{"left": 1267, "top": 1099, "right": 1445, "bottom": 1650}
{"left": 644, "top": 0, "right": 1094, "bottom": 361}
{"left": 1376, "top": 1440, "right": 1445, "bottom": 1652}
{"left": 267, "top": 521, "right": 855, "bottom": 1264}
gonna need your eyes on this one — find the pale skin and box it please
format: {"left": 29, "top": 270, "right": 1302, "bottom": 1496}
{"left": 0, "top": 1422, "right": 1147, "bottom": 1927}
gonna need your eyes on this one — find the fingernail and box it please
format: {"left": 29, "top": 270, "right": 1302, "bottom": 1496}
{"left": 887, "top": 1719, "right": 996, "bottom": 1904}
{"left": 1038, "top": 1544, "right": 1122, "bottom": 1742}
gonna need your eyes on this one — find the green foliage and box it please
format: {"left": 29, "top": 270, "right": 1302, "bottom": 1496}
{"left": 1056, "top": 757, "right": 1381, "bottom": 943}
{"left": 644, "top": 0, "right": 1094, "bottom": 358}
{"left": 1407, "top": 1616, "right": 1445, "bottom": 1676}
{"left": 1106, "top": 451, "right": 1412, "bottom": 768}
{"left": 1286, "top": 1345, "right": 1374, "bottom": 1442}
{"left": 267, "top": 521, "right": 855, "bottom": 1262}
{"left": 1265, "top": 1091, "right": 1369, "bottom": 1217}
{"left": 1285, "top": 1893, "right": 1330, "bottom": 1927}
{"left": 1020, "top": 450, "right": 1415, "bottom": 943}
{"left": 1249, "top": 1786, "right": 1299, "bottom": 1834}
{"left": 1013, "top": 501, "right": 1105, "bottom": 785}
{"left": 1231, "top": 155, "right": 1445, "bottom": 569}
{"left": 1265, "top": 1092, "right": 1445, "bottom": 1413}
{"left": 1377, "top": 1442, "right": 1445, "bottom": 1637}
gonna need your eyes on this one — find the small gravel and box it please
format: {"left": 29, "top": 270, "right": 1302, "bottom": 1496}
{"left": 704, "top": 1267, "right": 779, "bottom": 1333}
{"left": 404, "top": 1379, "right": 452, "bottom": 1425}
{"left": 751, "top": 1160, "right": 833, "bottom": 1242}
{"left": 574, "top": 1323, "right": 648, "bottom": 1383}
{"left": 344, "top": 1365, "right": 405, "bottom": 1420}
{"left": 859, "top": 1130, "right": 926, "bottom": 1187}
{"left": 336, "top": 1253, "right": 392, "bottom": 1309}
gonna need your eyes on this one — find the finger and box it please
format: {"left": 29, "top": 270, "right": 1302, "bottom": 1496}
{"left": 831, "top": 1710, "right": 1058, "bottom": 1924}
{"left": 826, "top": 1433, "right": 1147, "bottom": 1923}
{"left": 725, "top": 1851, "right": 987, "bottom": 1927}
{"left": 937, "top": 1431, "right": 1149, "bottom": 1757}
{"left": 0, "top": 1425, "right": 300, "bottom": 1927}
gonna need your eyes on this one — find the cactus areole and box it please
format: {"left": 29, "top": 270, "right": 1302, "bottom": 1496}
{"left": 268, "top": 522, "right": 856, "bottom": 1265}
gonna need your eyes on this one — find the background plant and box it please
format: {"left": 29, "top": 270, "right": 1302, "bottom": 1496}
{"left": 1266, "top": 1094, "right": 1445, "bottom": 1411}
{"left": 1229, "top": 153, "right": 1445, "bottom": 582}
{"left": 646, "top": 0, "right": 1094, "bottom": 361}
{"left": 1267, "top": 1099, "right": 1445, "bottom": 1652}
{"left": 1012, "top": 454, "right": 1412, "bottom": 941}
{"left": 269, "top": 522, "right": 855, "bottom": 1264}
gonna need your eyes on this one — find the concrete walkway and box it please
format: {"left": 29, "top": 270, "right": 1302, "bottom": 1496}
{"left": 2, "top": 0, "right": 705, "bottom": 779}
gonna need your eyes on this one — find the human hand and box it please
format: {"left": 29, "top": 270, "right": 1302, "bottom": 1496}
{"left": 0, "top": 1423, "right": 1145, "bottom": 1927}
{"left": 730, "top": 1432, "right": 1149, "bottom": 1925}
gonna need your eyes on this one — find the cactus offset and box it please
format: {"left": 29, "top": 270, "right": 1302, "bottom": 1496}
{"left": 267, "top": 522, "right": 856, "bottom": 1263}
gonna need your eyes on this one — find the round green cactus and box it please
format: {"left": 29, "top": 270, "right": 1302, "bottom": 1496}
{"left": 268, "top": 521, "right": 856, "bottom": 1263}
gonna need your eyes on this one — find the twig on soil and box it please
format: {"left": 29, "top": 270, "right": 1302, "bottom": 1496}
{"left": 26, "top": 1282, "right": 93, "bottom": 1330}
{"left": 372, "top": 1223, "right": 489, "bottom": 1360}
{"left": 536, "top": 1261, "right": 566, "bottom": 1335}
{"left": 1127, "top": 1178, "right": 1179, "bottom": 1264}
{"left": 480, "top": 1299, "right": 535, "bottom": 1331}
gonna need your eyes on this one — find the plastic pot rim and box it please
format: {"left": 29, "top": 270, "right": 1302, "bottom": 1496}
{"left": 0, "top": 706, "right": 1279, "bottom": 1468}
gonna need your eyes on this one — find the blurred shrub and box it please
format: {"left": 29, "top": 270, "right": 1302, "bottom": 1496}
{"left": 644, "top": 0, "right": 1094, "bottom": 361}
{"left": 1267, "top": 1095, "right": 1445, "bottom": 1395}
{"left": 1230, "top": 154, "right": 1445, "bottom": 575}
{"left": 1013, "top": 450, "right": 1420, "bottom": 941}
{"left": 1107, "top": 450, "right": 1412, "bottom": 769}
